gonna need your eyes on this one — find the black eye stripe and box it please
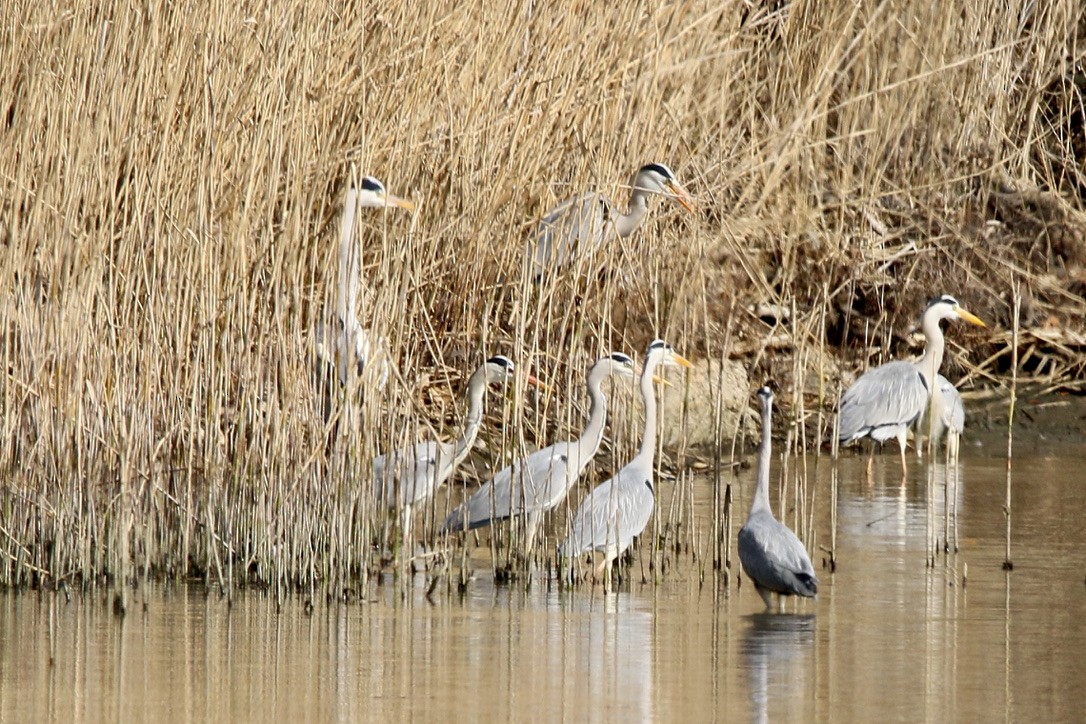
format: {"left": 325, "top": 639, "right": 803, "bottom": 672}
{"left": 639, "top": 163, "right": 674, "bottom": 180}
{"left": 928, "top": 294, "right": 959, "bottom": 308}
{"left": 359, "top": 176, "right": 384, "bottom": 193}
{"left": 486, "top": 355, "right": 514, "bottom": 369}
{"left": 609, "top": 353, "right": 633, "bottom": 365}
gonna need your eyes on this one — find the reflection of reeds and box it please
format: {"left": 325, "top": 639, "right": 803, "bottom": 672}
{"left": 2, "top": 2, "right": 1084, "bottom": 594}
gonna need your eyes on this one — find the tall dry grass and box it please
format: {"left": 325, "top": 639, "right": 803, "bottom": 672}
{"left": 2, "top": 1, "right": 1084, "bottom": 592}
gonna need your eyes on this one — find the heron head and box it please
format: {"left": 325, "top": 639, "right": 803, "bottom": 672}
{"left": 606, "top": 352, "right": 638, "bottom": 378}
{"left": 484, "top": 355, "right": 545, "bottom": 390}
{"left": 645, "top": 339, "right": 693, "bottom": 372}
{"left": 350, "top": 172, "right": 417, "bottom": 212}
{"left": 926, "top": 295, "right": 986, "bottom": 328}
{"left": 635, "top": 163, "right": 696, "bottom": 213}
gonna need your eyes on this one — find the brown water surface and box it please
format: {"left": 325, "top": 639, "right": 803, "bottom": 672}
{"left": 3, "top": 441, "right": 1086, "bottom": 723}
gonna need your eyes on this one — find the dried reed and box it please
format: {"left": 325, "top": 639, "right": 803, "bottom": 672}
{"left": 2, "top": 1, "right": 1084, "bottom": 595}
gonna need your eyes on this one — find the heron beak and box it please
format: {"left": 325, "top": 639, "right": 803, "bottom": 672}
{"left": 666, "top": 181, "right": 696, "bottom": 214}
{"left": 670, "top": 353, "right": 694, "bottom": 369}
{"left": 652, "top": 375, "right": 672, "bottom": 387}
{"left": 385, "top": 194, "right": 417, "bottom": 213}
{"left": 955, "top": 308, "right": 987, "bottom": 328}
{"left": 526, "top": 374, "right": 548, "bottom": 392}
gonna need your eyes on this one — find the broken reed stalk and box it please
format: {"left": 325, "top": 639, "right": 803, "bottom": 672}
{"left": 1003, "top": 279, "right": 1021, "bottom": 571}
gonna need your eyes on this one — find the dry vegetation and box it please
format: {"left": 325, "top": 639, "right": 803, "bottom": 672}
{"left": 2, "top": 1, "right": 1085, "bottom": 594}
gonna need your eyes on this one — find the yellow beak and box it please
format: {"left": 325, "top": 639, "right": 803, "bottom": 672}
{"left": 955, "top": 308, "right": 987, "bottom": 328}
{"left": 671, "top": 353, "right": 694, "bottom": 369}
{"left": 386, "top": 194, "right": 417, "bottom": 213}
{"left": 666, "top": 181, "right": 696, "bottom": 214}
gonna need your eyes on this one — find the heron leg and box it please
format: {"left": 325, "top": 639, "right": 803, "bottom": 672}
{"left": 897, "top": 431, "right": 908, "bottom": 477}
{"left": 754, "top": 582, "right": 774, "bottom": 611}
{"left": 596, "top": 552, "right": 616, "bottom": 590}
{"left": 523, "top": 511, "right": 542, "bottom": 562}
{"left": 401, "top": 503, "right": 414, "bottom": 556}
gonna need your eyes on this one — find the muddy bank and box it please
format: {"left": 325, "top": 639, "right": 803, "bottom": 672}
{"left": 958, "top": 387, "right": 1086, "bottom": 455}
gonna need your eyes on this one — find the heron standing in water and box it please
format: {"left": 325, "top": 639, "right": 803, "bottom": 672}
{"left": 560, "top": 340, "right": 691, "bottom": 582}
{"left": 837, "top": 295, "right": 986, "bottom": 474}
{"left": 738, "top": 386, "right": 819, "bottom": 611}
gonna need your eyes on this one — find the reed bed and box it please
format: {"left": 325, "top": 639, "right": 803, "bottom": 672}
{"left": 2, "top": 1, "right": 1085, "bottom": 595}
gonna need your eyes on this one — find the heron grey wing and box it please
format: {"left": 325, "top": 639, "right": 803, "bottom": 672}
{"left": 562, "top": 463, "right": 655, "bottom": 556}
{"left": 738, "top": 514, "right": 817, "bottom": 595}
{"left": 512, "top": 442, "right": 575, "bottom": 514}
{"left": 533, "top": 193, "right": 610, "bottom": 270}
{"left": 562, "top": 475, "right": 618, "bottom": 555}
{"left": 441, "top": 453, "right": 523, "bottom": 532}
{"left": 612, "top": 466, "right": 656, "bottom": 549}
{"left": 937, "top": 374, "right": 965, "bottom": 434}
{"left": 839, "top": 361, "right": 928, "bottom": 442}
{"left": 377, "top": 440, "right": 442, "bottom": 507}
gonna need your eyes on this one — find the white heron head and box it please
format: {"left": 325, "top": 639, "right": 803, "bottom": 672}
{"left": 634, "top": 163, "right": 696, "bottom": 213}
{"left": 604, "top": 352, "right": 638, "bottom": 378}
{"left": 351, "top": 174, "right": 417, "bottom": 212}
{"left": 925, "top": 295, "right": 986, "bottom": 328}
{"left": 644, "top": 339, "right": 693, "bottom": 371}
{"left": 483, "top": 355, "right": 545, "bottom": 390}
{"left": 757, "top": 385, "right": 774, "bottom": 405}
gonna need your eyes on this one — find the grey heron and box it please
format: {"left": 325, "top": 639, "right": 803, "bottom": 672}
{"left": 738, "top": 387, "right": 819, "bottom": 611}
{"left": 439, "top": 353, "right": 639, "bottom": 554}
{"left": 531, "top": 163, "right": 695, "bottom": 275}
{"left": 837, "top": 295, "right": 985, "bottom": 472}
{"left": 314, "top": 171, "right": 415, "bottom": 392}
{"left": 373, "top": 355, "right": 542, "bottom": 544}
{"left": 559, "top": 340, "right": 692, "bottom": 578}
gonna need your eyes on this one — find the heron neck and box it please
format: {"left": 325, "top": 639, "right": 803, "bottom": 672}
{"left": 337, "top": 188, "right": 360, "bottom": 325}
{"left": 916, "top": 308, "right": 946, "bottom": 389}
{"left": 615, "top": 189, "right": 650, "bottom": 237}
{"left": 573, "top": 367, "right": 609, "bottom": 469}
{"left": 750, "top": 397, "right": 773, "bottom": 518}
{"left": 634, "top": 355, "right": 660, "bottom": 466}
{"left": 452, "top": 366, "right": 488, "bottom": 464}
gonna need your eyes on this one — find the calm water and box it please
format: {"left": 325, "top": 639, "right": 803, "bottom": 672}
{"left": 3, "top": 441, "right": 1085, "bottom": 723}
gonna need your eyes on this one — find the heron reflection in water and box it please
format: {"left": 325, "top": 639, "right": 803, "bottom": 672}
{"left": 742, "top": 613, "right": 817, "bottom": 724}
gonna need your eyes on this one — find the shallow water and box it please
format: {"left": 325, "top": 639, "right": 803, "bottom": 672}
{"left": 3, "top": 441, "right": 1086, "bottom": 723}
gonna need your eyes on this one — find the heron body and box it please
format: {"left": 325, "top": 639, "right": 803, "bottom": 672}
{"left": 837, "top": 295, "right": 985, "bottom": 472}
{"left": 531, "top": 163, "right": 695, "bottom": 275}
{"left": 929, "top": 374, "right": 965, "bottom": 459}
{"left": 440, "top": 354, "right": 638, "bottom": 554}
{"left": 314, "top": 172, "right": 415, "bottom": 393}
{"left": 373, "top": 356, "right": 530, "bottom": 543}
{"left": 560, "top": 340, "right": 692, "bottom": 576}
{"left": 738, "top": 387, "right": 818, "bottom": 610}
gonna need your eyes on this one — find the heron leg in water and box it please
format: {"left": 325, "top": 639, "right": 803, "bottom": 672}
{"left": 896, "top": 430, "right": 908, "bottom": 476}
{"left": 596, "top": 552, "right": 616, "bottom": 590}
{"left": 753, "top": 582, "right": 775, "bottom": 611}
{"left": 523, "top": 511, "right": 543, "bottom": 561}
{"left": 400, "top": 503, "right": 414, "bottom": 556}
